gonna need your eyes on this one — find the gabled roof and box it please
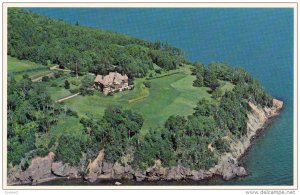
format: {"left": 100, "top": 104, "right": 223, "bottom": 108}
{"left": 95, "top": 72, "right": 128, "bottom": 86}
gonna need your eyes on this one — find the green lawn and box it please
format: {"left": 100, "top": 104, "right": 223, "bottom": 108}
{"left": 45, "top": 75, "right": 84, "bottom": 101}
{"left": 7, "top": 56, "right": 234, "bottom": 135}
{"left": 8, "top": 56, "right": 46, "bottom": 72}
{"left": 8, "top": 56, "right": 52, "bottom": 81}
{"left": 64, "top": 65, "right": 227, "bottom": 134}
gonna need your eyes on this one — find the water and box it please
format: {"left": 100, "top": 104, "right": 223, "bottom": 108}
{"left": 26, "top": 8, "right": 294, "bottom": 186}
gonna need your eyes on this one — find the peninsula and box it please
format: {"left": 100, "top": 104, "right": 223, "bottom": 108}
{"left": 7, "top": 8, "right": 283, "bottom": 185}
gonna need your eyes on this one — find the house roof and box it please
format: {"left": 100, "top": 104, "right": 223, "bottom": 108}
{"left": 95, "top": 72, "right": 128, "bottom": 86}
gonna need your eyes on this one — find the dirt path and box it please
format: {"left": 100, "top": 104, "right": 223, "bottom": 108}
{"left": 55, "top": 93, "right": 80, "bottom": 103}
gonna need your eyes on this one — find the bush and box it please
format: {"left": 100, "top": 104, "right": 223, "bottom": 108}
{"left": 42, "top": 76, "right": 50, "bottom": 82}
{"left": 143, "top": 81, "right": 151, "bottom": 88}
{"left": 64, "top": 80, "right": 70, "bottom": 89}
{"left": 70, "top": 80, "right": 80, "bottom": 86}
{"left": 55, "top": 134, "right": 86, "bottom": 166}
{"left": 155, "top": 69, "right": 161, "bottom": 74}
{"left": 54, "top": 71, "right": 63, "bottom": 78}
{"left": 66, "top": 109, "right": 78, "bottom": 117}
{"left": 69, "top": 88, "right": 80, "bottom": 94}
{"left": 211, "top": 88, "right": 222, "bottom": 99}
{"left": 50, "top": 82, "right": 58, "bottom": 87}
{"left": 214, "top": 139, "right": 230, "bottom": 153}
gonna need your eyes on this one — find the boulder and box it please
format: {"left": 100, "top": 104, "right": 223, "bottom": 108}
{"left": 233, "top": 166, "right": 247, "bottom": 177}
{"left": 115, "top": 181, "right": 122, "bottom": 185}
{"left": 188, "top": 170, "right": 212, "bottom": 181}
{"left": 102, "top": 162, "right": 113, "bottom": 174}
{"left": 134, "top": 172, "right": 146, "bottom": 182}
{"left": 124, "top": 164, "right": 134, "bottom": 174}
{"left": 221, "top": 164, "right": 247, "bottom": 180}
{"left": 147, "top": 175, "right": 160, "bottom": 181}
{"left": 166, "top": 165, "right": 190, "bottom": 181}
{"left": 146, "top": 159, "right": 168, "bottom": 178}
{"left": 51, "top": 162, "right": 71, "bottom": 177}
{"left": 273, "top": 99, "right": 283, "bottom": 110}
{"left": 112, "top": 162, "right": 125, "bottom": 179}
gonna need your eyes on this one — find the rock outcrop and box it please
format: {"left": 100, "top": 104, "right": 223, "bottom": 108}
{"left": 207, "top": 98, "right": 283, "bottom": 180}
{"left": 8, "top": 152, "right": 81, "bottom": 185}
{"left": 51, "top": 162, "right": 79, "bottom": 178}
{"left": 84, "top": 149, "right": 105, "bottom": 182}
{"left": 8, "top": 152, "right": 55, "bottom": 185}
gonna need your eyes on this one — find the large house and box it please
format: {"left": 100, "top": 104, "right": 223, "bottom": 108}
{"left": 94, "top": 72, "right": 130, "bottom": 95}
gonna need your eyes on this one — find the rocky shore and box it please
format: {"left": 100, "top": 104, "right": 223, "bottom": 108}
{"left": 7, "top": 99, "right": 283, "bottom": 185}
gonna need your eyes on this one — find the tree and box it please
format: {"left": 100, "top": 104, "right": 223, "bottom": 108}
{"left": 193, "top": 73, "right": 204, "bottom": 87}
{"left": 194, "top": 99, "right": 217, "bottom": 117}
{"left": 80, "top": 75, "right": 94, "bottom": 95}
{"left": 143, "top": 81, "right": 151, "bottom": 88}
{"left": 42, "top": 76, "right": 49, "bottom": 82}
{"left": 64, "top": 80, "right": 70, "bottom": 89}
{"left": 211, "top": 87, "right": 222, "bottom": 99}
{"left": 191, "top": 62, "right": 205, "bottom": 76}
{"left": 55, "top": 134, "right": 86, "bottom": 166}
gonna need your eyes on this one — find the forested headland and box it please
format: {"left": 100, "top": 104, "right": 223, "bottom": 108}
{"left": 7, "top": 8, "right": 277, "bottom": 183}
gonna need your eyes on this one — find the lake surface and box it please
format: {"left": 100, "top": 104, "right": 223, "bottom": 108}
{"left": 26, "top": 8, "right": 294, "bottom": 186}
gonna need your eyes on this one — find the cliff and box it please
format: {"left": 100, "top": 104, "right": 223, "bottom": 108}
{"left": 209, "top": 98, "right": 283, "bottom": 180}
{"left": 7, "top": 99, "right": 283, "bottom": 185}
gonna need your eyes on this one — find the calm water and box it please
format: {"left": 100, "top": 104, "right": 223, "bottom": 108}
{"left": 26, "top": 8, "right": 294, "bottom": 186}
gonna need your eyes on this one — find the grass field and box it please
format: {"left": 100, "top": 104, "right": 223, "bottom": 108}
{"left": 45, "top": 75, "right": 84, "bottom": 101}
{"left": 8, "top": 56, "right": 234, "bottom": 135}
{"left": 8, "top": 56, "right": 53, "bottom": 81}
{"left": 8, "top": 56, "right": 46, "bottom": 72}
{"left": 64, "top": 65, "right": 233, "bottom": 133}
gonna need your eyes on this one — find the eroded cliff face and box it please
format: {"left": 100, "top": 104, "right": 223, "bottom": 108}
{"left": 7, "top": 99, "right": 283, "bottom": 185}
{"left": 209, "top": 99, "right": 283, "bottom": 180}
{"left": 7, "top": 152, "right": 80, "bottom": 185}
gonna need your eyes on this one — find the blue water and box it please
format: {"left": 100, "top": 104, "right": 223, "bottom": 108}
{"left": 26, "top": 8, "right": 294, "bottom": 186}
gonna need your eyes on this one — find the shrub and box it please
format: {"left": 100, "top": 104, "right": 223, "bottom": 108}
{"left": 50, "top": 82, "right": 58, "bottom": 87}
{"left": 54, "top": 71, "right": 63, "bottom": 78}
{"left": 155, "top": 69, "right": 161, "bottom": 74}
{"left": 69, "top": 88, "right": 80, "bottom": 94}
{"left": 66, "top": 109, "right": 78, "bottom": 117}
{"left": 70, "top": 80, "right": 80, "bottom": 86}
{"left": 55, "top": 134, "right": 86, "bottom": 166}
{"left": 143, "top": 81, "right": 151, "bottom": 88}
{"left": 42, "top": 76, "right": 50, "bottom": 82}
{"left": 193, "top": 73, "right": 204, "bottom": 87}
{"left": 64, "top": 80, "right": 70, "bottom": 89}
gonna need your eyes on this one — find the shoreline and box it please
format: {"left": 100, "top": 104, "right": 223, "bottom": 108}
{"left": 7, "top": 99, "right": 283, "bottom": 186}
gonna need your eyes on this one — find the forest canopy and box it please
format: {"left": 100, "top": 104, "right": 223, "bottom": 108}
{"left": 8, "top": 8, "right": 186, "bottom": 79}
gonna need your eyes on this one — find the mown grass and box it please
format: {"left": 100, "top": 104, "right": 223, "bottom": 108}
{"left": 8, "top": 56, "right": 52, "bottom": 81}
{"left": 8, "top": 57, "right": 234, "bottom": 136}
{"left": 45, "top": 75, "right": 84, "bottom": 100}
{"left": 63, "top": 65, "right": 229, "bottom": 134}
{"left": 8, "top": 56, "right": 46, "bottom": 72}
